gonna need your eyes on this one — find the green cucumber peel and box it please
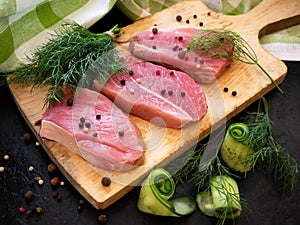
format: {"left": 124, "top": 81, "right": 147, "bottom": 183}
{"left": 221, "top": 123, "right": 255, "bottom": 172}
{"left": 196, "top": 176, "right": 242, "bottom": 223}
{"left": 137, "top": 168, "right": 196, "bottom": 216}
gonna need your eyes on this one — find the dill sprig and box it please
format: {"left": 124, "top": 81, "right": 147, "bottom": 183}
{"left": 171, "top": 128, "right": 235, "bottom": 190}
{"left": 187, "top": 29, "right": 284, "bottom": 94}
{"left": 246, "top": 97, "right": 299, "bottom": 192}
{"left": 6, "top": 22, "right": 124, "bottom": 107}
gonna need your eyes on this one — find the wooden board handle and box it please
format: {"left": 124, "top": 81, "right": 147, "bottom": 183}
{"left": 227, "top": 0, "right": 300, "bottom": 35}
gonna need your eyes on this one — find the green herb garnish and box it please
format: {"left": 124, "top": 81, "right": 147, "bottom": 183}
{"left": 6, "top": 22, "right": 124, "bottom": 107}
{"left": 246, "top": 97, "right": 298, "bottom": 192}
{"left": 173, "top": 98, "right": 298, "bottom": 192}
{"left": 187, "top": 29, "right": 284, "bottom": 94}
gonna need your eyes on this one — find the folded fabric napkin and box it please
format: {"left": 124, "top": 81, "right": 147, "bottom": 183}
{"left": 0, "top": 0, "right": 299, "bottom": 73}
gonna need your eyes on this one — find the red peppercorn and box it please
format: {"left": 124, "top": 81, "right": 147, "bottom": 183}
{"left": 19, "top": 207, "right": 26, "bottom": 214}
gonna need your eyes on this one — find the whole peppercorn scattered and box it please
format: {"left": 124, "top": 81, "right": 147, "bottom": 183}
{"left": 152, "top": 45, "right": 157, "bottom": 49}
{"left": 35, "top": 141, "right": 40, "bottom": 147}
{"left": 23, "top": 132, "right": 31, "bottom": 142}
{"left": 176, "top": 15, "right": 182, "bottom": 22}
{"left": 120, "top": 79, "right": 126, "bottom": 85}
{"left": 152, "top": 27, "right": 158, "bottom": 34}
{"left": 35, "top": 207, "right": 43, "bottom": 214}
{"left": 67, "top": 98, "right": 73, "bottom": 106}
{"left": 223, "top": 87, "right": 229, "bottom": 92}
{"left": 98, "top": 214, "right": 108, "bottom": 223}
{"left": 50, "top": 177, "right": 60, "bottom": 187}
{"left": 47, "top": 163, "right": 57, "bottom": 173}
{"left": 160, "top": 90, "right": 166, "bottom": 95}
{"left": 3, "top": 154, "right": 9, "bottom": 161}
{"left": 28, "top": 165, "right": 34, "bottom": 172}
{"left": 19, "top": 207, "right": 26, "bottom": 214}
{"left": 186, "top": 19, "right": 190, "bottom": 24}
{"left": 80, "top": 117, "right": 85, "bottom": 123}
{"left": 101, "top": 177, "right": 111, "bottom": 186}
{"left": 25, "top": 190, "right": 34, "bottom": 201}
{"left": 168, "top": 90, "right": 174, "bottom": 96}
{"left": 85, "top": 122, "right": 91, "bottom": 128}
{"left": 96, "top": 114, "right": 101, "bottom": 120}
{"left": 199, "top": 22, "right": 204, "bottom": 27}
{"left": 193, "top": 14, "right": 197, "bottom": 19}
{"left": 232, "top": 91, "right": 237, "bottom": 96}
{"left": 118, "top": 131, "right": 124, "bottom": 137}
{"left": 38, "top": 179, "right": 44, "bottom": 186}
{"left": 181, "top": 92, "right": 186, "bottom": 97}
{"left": 207, "top": 12, "right": 211, "bottom": 16}
{"left": 178, "top": 36, "right": 183, "bottom": 41}
{"left": 79, "top": 199, "right": 85, "bottom": 206}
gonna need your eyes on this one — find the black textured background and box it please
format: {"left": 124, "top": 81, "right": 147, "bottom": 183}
{"left": 1, "top": 6, "right": 299, "bottom": 225}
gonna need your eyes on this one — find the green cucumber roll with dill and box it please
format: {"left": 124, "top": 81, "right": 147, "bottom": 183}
{"left": 196, "top": 175, "right": 242, "bottom": 223}
{"left": 221, "top": 123, "right": 254, "bottom": 172}
{"left": 137, "top": 168, "right": 196, "bottom": 216}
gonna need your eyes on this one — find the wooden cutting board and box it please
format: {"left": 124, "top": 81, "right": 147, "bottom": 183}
{"left": 8, "top": 0, "right": 300, "bottom": 209}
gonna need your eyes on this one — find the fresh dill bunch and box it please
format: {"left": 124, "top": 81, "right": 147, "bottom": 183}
{"left": 6, "top": 22, "right": 125, "bottom": 107}
{"left": 246, "top": 98, "right": 299, "bottom": 192}
{"left": 187, "top": 29, "right": 284, "bottom": 94}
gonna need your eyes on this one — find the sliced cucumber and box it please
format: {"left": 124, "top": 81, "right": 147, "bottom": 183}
{"left": 195, "top": 190, "right": 216, "bottom": 217}
{"left": 170, "top": 196, "right": 197, "bottom": 216}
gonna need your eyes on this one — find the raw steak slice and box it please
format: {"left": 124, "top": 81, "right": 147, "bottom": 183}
{"left": 94, "top": 55, "right": 207, "bottom": 129}
{"left": 128, "top": 28, "right": 233, "bottom": 84}
{"left": 40, "top": 87, "right": 145, "bottom": 171}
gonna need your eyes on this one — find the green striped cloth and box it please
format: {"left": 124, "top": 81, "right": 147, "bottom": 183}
{"left": 0, "top": 0, "right": 117, "bottom": 73}
{"left": 1, "top": 0, "right": 299, "bottom": 73}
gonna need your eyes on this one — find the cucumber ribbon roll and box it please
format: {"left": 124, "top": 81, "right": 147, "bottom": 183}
{"left": 137, "top": 168, "right": 196, "bottom": 216}
{"left": 196, "top": 175, "right": 242, "bottom": 219}
{"left": 221, "top": 123, "right": 254, "bottom": 172}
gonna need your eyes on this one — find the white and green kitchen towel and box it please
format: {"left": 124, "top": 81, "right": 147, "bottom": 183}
{"left": 1, "top": 0, "right": 299, "bottom": 73}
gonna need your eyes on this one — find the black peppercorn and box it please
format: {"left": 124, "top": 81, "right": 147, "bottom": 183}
{"left": 186, "top": 19, "right": 190, "bottom": 24}
{"left": 120, "top": 79, "right": 126, "bottom": 85}
{"left": 199, "top": 22, "right": 204, "bottom": 27}
{"left": 223, "top": 87, "right": 229, "bottom": 92}
{"left": 193, "top": 14, "right": 197, "bottom": 19}
{"left": 80, "top": 117, "right": 85, "bottom": 123}
{"left": 168, "top": 90, "right": 173, "bottom": 96}
{"left": 232, "top": 91, "right": 237, "bottom": 96}
{"left": 118, "top": 131, "right": 124, "bottom": 137}
{"left": 67, "top": 98, "right": 73, "bottom": 106}
{"left": 160, "top": 90, "right": 166, "bottom": 95}
{"left": 101, "top": 177, "right": 111, "bottom": 186}
{"left": 181, "top": 92, "right": 186, "bottom": 97}
{"left": 176, "top": 15, "right": 182, "bottom": 22}
{"left": 178, "top": 36, "right": 183, "bottom": 41}
{"left": 96, "top": 114, "right": 101, "bottom": 120}
{"left": 152, "top": 27, "right": 158, "bottom": 34}
{"left": 152, "top": 45, "right": 156, "bottom": 49}
{"left": 85, "top": 122, "right": 91, "bottom": 128}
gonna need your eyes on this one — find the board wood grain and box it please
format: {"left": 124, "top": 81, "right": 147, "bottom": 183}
{"left": 8, "top": 0, "right": 300, "bottom": 209}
